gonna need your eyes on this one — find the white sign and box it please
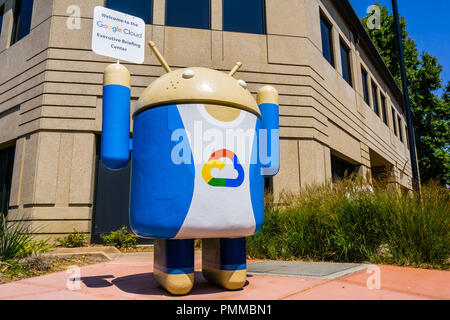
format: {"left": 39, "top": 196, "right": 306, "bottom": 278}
{"left": 92, "top": 6, "right": 145, "bottom": 64}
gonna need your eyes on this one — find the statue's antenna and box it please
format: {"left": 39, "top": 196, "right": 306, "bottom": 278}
{"left": 229, "top": 61, "right": 242, "bottom": 77}
{"left": 148, "top": 41, "right": 172, "bottom": 73}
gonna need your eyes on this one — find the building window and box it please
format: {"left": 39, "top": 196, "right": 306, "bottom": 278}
{"left": 397, "top": 115, "right": 403, "bottom": 142}
{"left": 10, "top": 0, "right": 34, "bottom": 45}
{"left": 361, "top": 67, "right": 369, "bottom": 105}
{"left": 106, "top": 0, "right": 153, "bottom": 24}
{"left": 0, "top": 145, "right": 15, "bottom": 216}
{"left": 264, "top": 177, "right": 273, "bottom": 194}
{"left": 166, "top": 0, "right": 210, "bottom": 30}
{"left": 381, "top": 94, "right": 388, "bottom": 125}
{"left": 340, "top": 39, "right": 352, "bottom": 86}
{"left": 372, "top": 82, "right": 379, "bottom": 116}
{"left": 223, "top": 0, "right": 265, "bottom": 34}
{"left": 0, "top": 5, "right": 5, "bottom": 40}
{"left": 331, "top": 154, "right": 356, "bottom": 181}
{"left": 320, "top": 14, "right": 334, "bottom": 67}
{"left": 405, "top": 125, "right": 410, "bottom": 149}
{"left": 392, "top": 107, "right": 398, "bottom": 136}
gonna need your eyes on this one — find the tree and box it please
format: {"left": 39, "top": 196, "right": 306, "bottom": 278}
{"left": 362, "top": 3, "right": 450, "bottom": 185}
{"left": 444, "top": 81, "right": 450, "bottom": 104}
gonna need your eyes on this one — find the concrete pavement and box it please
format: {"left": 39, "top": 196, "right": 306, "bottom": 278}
{"left": 0, "top": 252, "right": 448, "bottom": 300}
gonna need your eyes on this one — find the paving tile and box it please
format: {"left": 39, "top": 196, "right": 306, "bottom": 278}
{"left": 340, "top": 265, "right": 450, "bottom": 300}
{"left": 282, "top": 279, "right": 429, "bottom": 300}
{"left": 0, "top": 282, "right": 55, "bottom": 299}
{"left": 248, "top": 261, "right": 366, "bottom": 279}
{"left": 0, "top": 258, "right": 447, "bottom": 300}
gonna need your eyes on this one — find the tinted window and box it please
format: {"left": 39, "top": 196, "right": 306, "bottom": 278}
{"left": 331, "top": 154, "right": 355, "bottom": 181}
{"left": 166, "top": 0, "right": 210, "bottom": 29}
{"left": 107, "top": 0, "right": 153, "bottom": 24}
{"left": 223, "top": 0, "right": 265, "bottom": 34}
{"left": 320, "top": 15, "right": 334, "bottom": 66}
{"left": 405, "top": 125, "right": 410, "bottom": 149}
{"left": 381, "top": 95, "right": 388, "bottom": 125}
{"left": 392, "top": 108, "right": 398, "bottom": 136}
{"left": 0, "top": 6, "right": 4, "bottom": 40}
{"left": 397, "top": 115, "right": 403, "bottom": 142}
{"left": 264, "top": 177, "right": 273, "bottom": 194}
{"left": 361, "top": 67, "right": 369, "bottom": 104}
{"left": 0, "top": 145, "right": 15, "bottom": 216}
{"left": 372, "top": 82, "right": 379, "bottom": 116}
{"left": 340, "top": 40, "right": 352, "bottom": 86}
{"left": 11, "top": 0, "right": 34, "bottom": 45}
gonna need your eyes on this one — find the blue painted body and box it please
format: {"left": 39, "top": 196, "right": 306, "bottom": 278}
{"left": 101, "top": 84, "right": 130, "bottom": 170}
{"left": 154, "top": 239, "right": 194, "bottom": 275}
{"left": 102, "top": 101, "right": 278, "bottom": 240}
{"left": 130, "top": 105, "right": 267, "bottom": 239}
{"left": 249, "top": 119, "right": 264, "bottom": 234}
{"left": 219, "top": 238, "right": 247, "bottom": 271}
{"left": 259, "top": 103, "right": 280, "bottom": 176}
{"left": 130, "top": 106, "right": 195, "bottom": 239}
{"left": 99, "top": 64, "right": 280, "bottom": 291}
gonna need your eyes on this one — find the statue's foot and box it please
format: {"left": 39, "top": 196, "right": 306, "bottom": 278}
{"left": 153, "top": 239, "right": 195, "bottom": 295}
{"left": 202, "top": 265, "right": 246, "bottom": 290}
{"left": 202, "top": 238, "right": 247, "bottom": 290}
{"left": 153, "top": 268, "right": 194, "bottom": 295}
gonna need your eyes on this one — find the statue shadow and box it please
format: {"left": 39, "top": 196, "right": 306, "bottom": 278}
{"left": 81, "top": 272, "right": 249, "bottom": 297}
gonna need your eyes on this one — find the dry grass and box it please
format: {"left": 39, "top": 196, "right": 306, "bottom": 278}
{"left": 0, "top": 255, "right": 107, "bottom": 285}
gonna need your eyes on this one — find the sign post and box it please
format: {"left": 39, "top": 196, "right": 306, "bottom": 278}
{"left": 92, "top": 6, "right": 145, "bottom": 64}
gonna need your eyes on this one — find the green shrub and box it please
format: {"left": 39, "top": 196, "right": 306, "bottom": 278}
{"left": 56, "top": 230, "right": 87, "bottom": 248}
{"left": 0, "top": 215, "right": 30, "bottom": 260}
{"left": 101, "top": 227, "right": 138, "bottom": 248}
{"left": 19, "top": 237, "right": 54, "bottom": 257}
{"left": 0, "top": 215, "right": 54, "bottom": 260}
{"left": 247, "top": 179, "right": 449, "bottom": 269}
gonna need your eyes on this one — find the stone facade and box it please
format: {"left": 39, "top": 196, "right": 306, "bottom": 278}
{"left": 0, "top": 0, "right": 414, "bottom": 239}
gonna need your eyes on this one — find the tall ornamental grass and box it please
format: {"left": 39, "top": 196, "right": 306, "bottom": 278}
{"left": 247, "top": 180, "right": 449, "bottom": 269}
{"left": 376, "top": 183, "right": 449, "bottom": 266}
{"left": 0, "top": 214, "right": 53, "bottom": 261}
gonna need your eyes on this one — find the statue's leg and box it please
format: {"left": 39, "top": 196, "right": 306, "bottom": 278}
{"left": 153, "top": 239, "right": 194, "bottom": 295}
{"left": 202, "top": 238, "right": 246, "bottom": 290}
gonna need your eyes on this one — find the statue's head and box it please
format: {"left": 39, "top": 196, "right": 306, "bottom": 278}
{"left": 133, "top": 42, "right": 260, "bottom": 122}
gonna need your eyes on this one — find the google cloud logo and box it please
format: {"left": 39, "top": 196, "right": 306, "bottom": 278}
{"left": 202, "top": 149, "right": 244, "bottom": 187}
{"left": 96, "top": 21, "right": 122, "bottom": 33}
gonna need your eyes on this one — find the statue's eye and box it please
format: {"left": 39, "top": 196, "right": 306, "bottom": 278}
{"left": 238, "top": 79, "right": 247, "bottom": 89}
{"left": 182, "top": 69, "right": 195, "bottom": 79}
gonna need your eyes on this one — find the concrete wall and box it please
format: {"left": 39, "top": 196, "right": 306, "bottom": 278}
{"left": 0, "top": 0, "right": 414, "bottom": 239}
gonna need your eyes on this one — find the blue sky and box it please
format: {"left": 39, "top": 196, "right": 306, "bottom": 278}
{"left": 349, "top": 0, "right": 450, "bottom": 96}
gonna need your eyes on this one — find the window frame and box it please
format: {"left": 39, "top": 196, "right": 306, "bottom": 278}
{"left": 405, "top": 125, "right": 410, "bottom": 149}
{"left": 339, "top": 38, "right": 352, "bottom": 86}
{"left": 0, "top": 5, "right": 5, "bottom": 40}
{"left": 10, "top": 0, "right": 23, "bottom": 45}
{"left": 397, "top": 115, "right": 403, "bottom": 142}
{"left": 222, "top": 0, "right": 266, "bottom": 34}
{"left": 392, "top": 107, "right": 398, "bottom": 136}
{"left": 381, "top": 94, "right": 388, "bottom": 125}
{"left": 320, "top": 13, "right": 334, "bottom": 67}
{"left": 371, "top": 81, "right": 380, "bottom": 117}
{"left": 165, "top": 0, "right": 211, "bottom": 30}
{"left": 106, "top": 0, "right": 153, "bottom": 24}
{"left": 10, "top": 0, "right": 34, "bottom": 46}
{"left": 361, "top": 67, "right": 370, "bottom": 105}
{"left": 331, "top": 153, "right": 356, "bottom": 181}
{"left": 0, "top": 145, "right": 16, "bottom": 217}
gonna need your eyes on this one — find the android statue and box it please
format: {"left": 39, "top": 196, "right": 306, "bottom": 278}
{"left": 101, "top": 42, "right": 279, "bottom": 295}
